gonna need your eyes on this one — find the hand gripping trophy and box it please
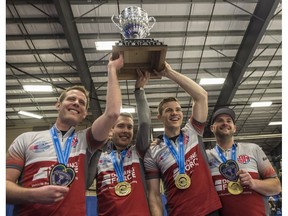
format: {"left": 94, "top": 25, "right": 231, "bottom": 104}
{"left": 111, "top": 6, "right": 167, "bottom": 80}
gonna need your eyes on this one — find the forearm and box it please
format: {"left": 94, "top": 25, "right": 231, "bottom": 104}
{"left": 146, "top": 178, "right": 163, "bottom": 216}
{"left": 90, "top": 65, "right": 121, "bottom": 142}
{"left": 105, "top": 64, "right": 122, "bottom": 120}
{"left": 148, "top": 194, "right": 163, "bottom": 216}
{"left": 165, "top": 68, "right": 207, "bottom": 102}
{"left": 135, "top": 89, "right": 151, "bottom": 156}
{"left": 6, "top": 180, "right": 35, "bottom": 204}
{"left": 165, "top": 68, "right": 208, "bottom": 122}
{"left": 251, "top": 177, "right": 281, "bottom": 196}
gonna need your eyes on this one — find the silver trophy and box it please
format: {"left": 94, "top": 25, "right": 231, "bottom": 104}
{"left": 111, "top": 6, "right": 156, "bottom": 39}
{"left": 111, "top": 6, "right": 167, "bottom": 80}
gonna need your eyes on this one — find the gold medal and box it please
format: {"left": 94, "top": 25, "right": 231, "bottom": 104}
{"left": 175, "top": 174, "right": 191, "bottom": 189}
{"left": 228, "top": 181, "right": 243, "bottom": 195}
{"left": 115, "top": 182, "right": 131, "bottom": 196}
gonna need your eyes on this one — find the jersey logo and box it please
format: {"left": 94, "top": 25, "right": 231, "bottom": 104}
{"left": 237, "top": 154, "right": 250, "bottom": 164}
{"left": 71, "top": 136, "right": 78, "bottom": 148}
{"left": 32, "top": 167, "right": 49, "bottom": 181}
{"left": 126, "top": 149, "right": 132, "bottom": 158}
{"left": 184, "top": 134, "right": 189, "bottom": 145}
{"left": 214, "top": 178, "right": 229, "bottom": 192}
{"left": 29, "top": 141, "right": 50, "bottom": 153}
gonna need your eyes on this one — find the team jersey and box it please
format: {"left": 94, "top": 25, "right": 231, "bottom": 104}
{"left": 96, "top": 142, "right": 150, "bottom": 216}
{"left": 206, "top": 143, "right": 278, "bottom": 216}
{"left": 144, "top": 119, "right": 222, "bottom": 216}
{"left": 92, "top": 89, "right": 151, "bottom": 216}
{"left": 6, "top": 125, "right": 99, "bottom": 216}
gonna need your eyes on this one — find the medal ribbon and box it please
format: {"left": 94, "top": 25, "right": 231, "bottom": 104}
{"left": 215, "top": 143, "right": 236, "bottom": 162}
{"left": 50, "top": 126, "right": 75, "bottom": 165}
{"left": 110, "top": 150, "right": 128, "bottom": 183}
{"left": 216, "top": 143, "right": 240, "bottom": 182}
{"left": 163, "top": 132, "right": 185, "bottom": 174}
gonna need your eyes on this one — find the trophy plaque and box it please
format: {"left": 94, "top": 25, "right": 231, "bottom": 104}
{"left": 111, "top": 6, "right": 167, "bottom": 80}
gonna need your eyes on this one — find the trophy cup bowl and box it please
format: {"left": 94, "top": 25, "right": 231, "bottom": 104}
{"left": 112, "top": 6, "right": 155, "bottom": 39}
{"left": 111, "top": 6, "right": 167, "bottom": 80}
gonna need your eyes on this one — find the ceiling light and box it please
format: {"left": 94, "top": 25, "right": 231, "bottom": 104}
{"left": 18, "top": 111, "right": 43, "bottom": 119}
{"left": 199, "top": 78, "right": 225, "bottom": 85}
{"left": 268, "top": 121, "right": 282, "bottom": 126}
{"left": 95, "top": 41, "right": 117, "bottom": 51}
{"left": 153, "top": 128, "right": 164, "bottom": 132}
{"left": 23, "top": 85, "right": 53, "bottom": 92}
{"left": 250, "top": 101, "right": 272, "bottom": 107}
{"left": 121, "top": 107, "right": 135, "bottom": 113}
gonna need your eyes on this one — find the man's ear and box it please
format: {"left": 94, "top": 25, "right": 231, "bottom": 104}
{"left": 157, "top": 113, "right": 161, "bottom": 120}
{"left": 83, "top": 110, "right": 88, "bottom": 120}
{"left": 55, "top": 102, "right": 60, "bottom": 111}
{"left": 210, "top": 124, "right": 214, "bottom": 133}
{"left": 233, "top": 125, "right": 237, "bottom": 133}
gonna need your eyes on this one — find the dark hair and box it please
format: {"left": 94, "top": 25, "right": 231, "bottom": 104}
{"left": 58, "top": 86, "right": 90, "bottom": 109}
{"left": 158, "top": 97, "right": 179, "bottom": 115}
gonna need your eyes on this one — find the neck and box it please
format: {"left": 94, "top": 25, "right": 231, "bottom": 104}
{"left": 216, "top": 137, "right": 234, "bottom": 150}
{"left": 164, "top": 127, "right": 180, "bottom": 138}
{"left": 55, "top": 119, "right": 72, "bottom": 131}
{"left": 114, "top": 143, "right": 128, "bottom": 151}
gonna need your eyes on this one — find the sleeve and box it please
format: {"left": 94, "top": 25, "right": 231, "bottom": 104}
{"left": 184, "top": 118, "right": 206, "bottom": 137}
{"left": 86, "top": 127, "right": 108, "bottom": 153}
{"left": 134, "top": 89, "right": 151, "bottom": 158}
{"left": 191, "top": 117, "right": 206, "bottom": 136}
{"left": 253, "top": 144, "right": 278, "bottom": 179}
{"left": 144, "top": 148, "right": 161, "bottom": 180}
{"left": 6, "top": 133, "right": 28, "bottom": 171}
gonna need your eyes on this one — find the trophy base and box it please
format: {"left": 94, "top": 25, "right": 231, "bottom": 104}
{"left": 112, "top": 39, "right": 167, "bottom": 80}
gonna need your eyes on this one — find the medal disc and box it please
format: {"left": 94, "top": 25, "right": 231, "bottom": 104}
{"left": 228, "top": 181, "right": 243, "bottom": 195}
{"left": 115, "top": 182, "right": 131, "bottom": 196}
{"left": 175, "top": 174, "right": 191, "bottom": 189}
{"left": 49, "top": 164, "right": 75, "bottom": 187}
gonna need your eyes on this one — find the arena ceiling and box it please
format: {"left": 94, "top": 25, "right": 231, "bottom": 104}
{"left": 6, "top": 0, "right": 282, "bottom": 156}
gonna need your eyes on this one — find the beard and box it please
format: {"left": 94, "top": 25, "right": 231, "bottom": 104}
{"left": 215, "top": 129, "right": 234, "bottom": 139}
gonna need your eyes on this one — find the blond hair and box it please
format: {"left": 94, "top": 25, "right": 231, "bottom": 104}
{"left": 58, "top": 86, "right": 90, "bottom": 109}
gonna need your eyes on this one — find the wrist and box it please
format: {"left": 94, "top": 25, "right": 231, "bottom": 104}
{"left": 134, "top": 87, "right": 143, "bottom": 92}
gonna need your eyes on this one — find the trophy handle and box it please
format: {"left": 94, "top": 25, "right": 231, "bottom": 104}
{"left": 148, "top": 17, "right": 156, "bottom": 30}
{"left": 111, "top": 15, "right": 123, "bottom": 31}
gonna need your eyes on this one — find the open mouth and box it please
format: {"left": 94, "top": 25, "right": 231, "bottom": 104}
{"left": 68, "top": 109, "right": 80, "bottom": 114}
{"left": 169, "top": 116, "right": 180, "bottom": 121}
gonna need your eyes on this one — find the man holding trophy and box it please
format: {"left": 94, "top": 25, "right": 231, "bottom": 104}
{"left": 110, "top": 6, "right": 222, "bottom": 216}
{"left": 6, "top": 54, "right": 124, "bottom": 215}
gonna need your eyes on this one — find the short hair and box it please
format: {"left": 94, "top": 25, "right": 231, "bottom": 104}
{"left": 113, "top": 112, "right": 134, "bottom": 128}
{"left": 58, "top": 85, "right": 90, "bottom": 109}
{"left": 119, "top": 112, "right": 133, "bottom": 119}
{"left": 158, "top": 97, "right": 179, "bottom": 115}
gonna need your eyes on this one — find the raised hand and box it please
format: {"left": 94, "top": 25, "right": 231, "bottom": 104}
{"left": 135, "top": 68, "right": 150, "bottom": 88}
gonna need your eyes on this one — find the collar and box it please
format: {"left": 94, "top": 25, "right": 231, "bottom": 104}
{"left": 52, "top": 124, "right": 75, "bottom": 137}
{"left": 216, "top": 143, "right": 238, "bottom": 152}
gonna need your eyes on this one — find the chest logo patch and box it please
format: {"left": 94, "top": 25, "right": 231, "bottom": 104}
{"left": 237, "top": 154, "right": 250, "bottom": 164}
